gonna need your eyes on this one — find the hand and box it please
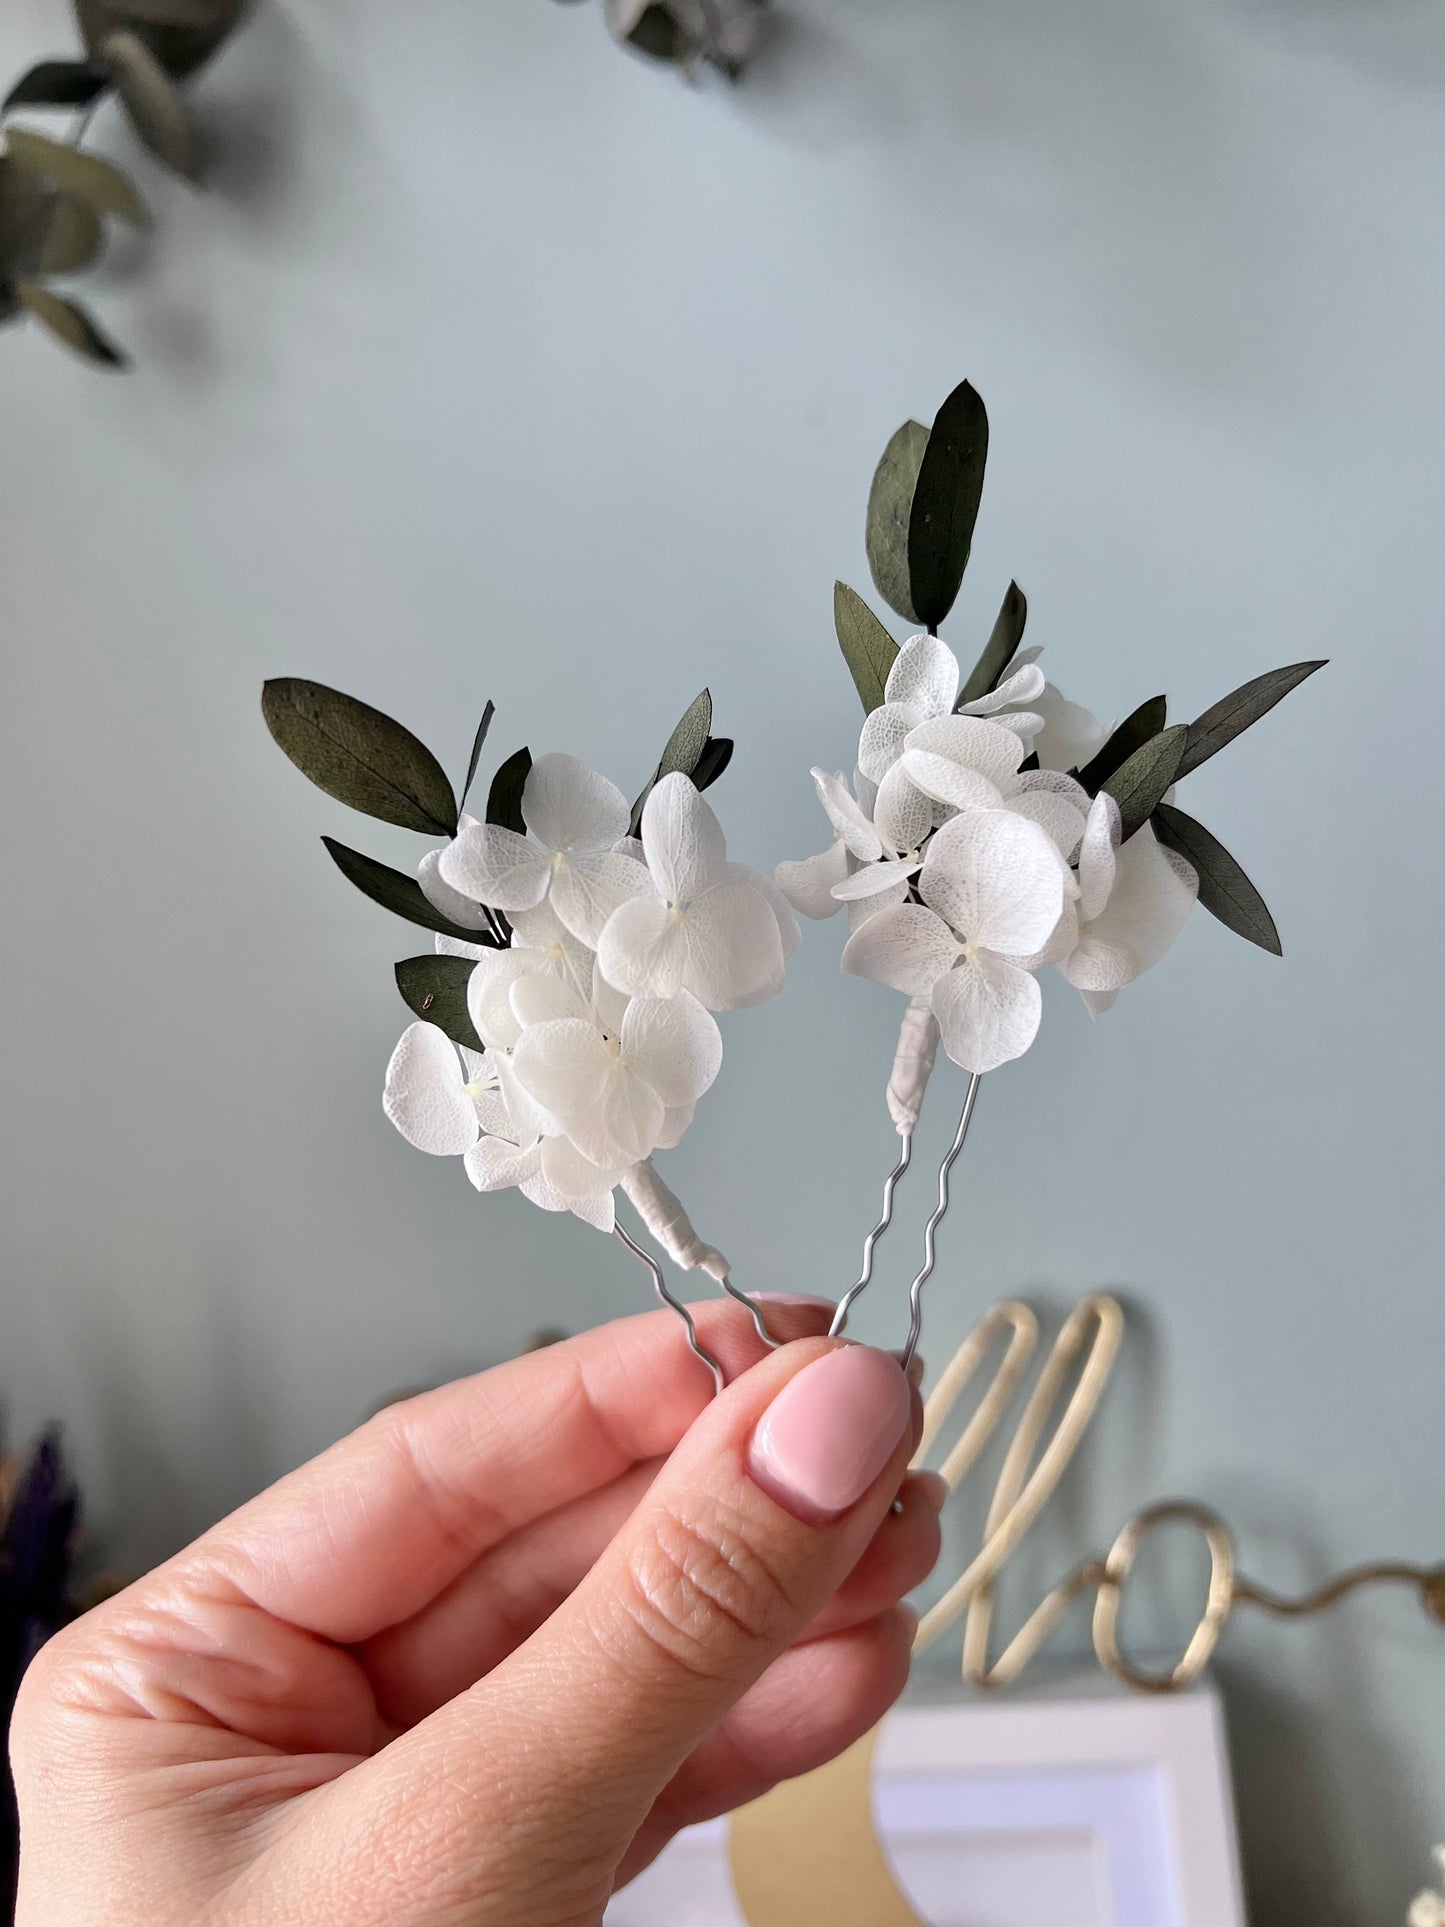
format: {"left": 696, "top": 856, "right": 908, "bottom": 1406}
{"left": 10, "top": 1297, "right": 942, "bottom": 1927}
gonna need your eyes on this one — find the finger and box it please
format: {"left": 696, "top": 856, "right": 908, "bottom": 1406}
{"left": 615, "top": 1605, "right": 916, "bottom": 1890}
{"left": 356, "top": 1465, "right": 944, "bottom": 1726}
{"left": 295, "top": 1339, "right": 915, "bottom": 1927}
{"left": 170, "top": 1294, "right": 836, "bottom": 1644}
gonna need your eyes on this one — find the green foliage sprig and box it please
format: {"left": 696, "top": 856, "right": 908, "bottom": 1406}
{"left": 837, "top": 377, "right": 1325, "bottom": 955}
{"left": 1, "top": 0, "right": 246, "bottom": 367}
{"left": 561, "top": 0, "right": 769, "bottom": 81}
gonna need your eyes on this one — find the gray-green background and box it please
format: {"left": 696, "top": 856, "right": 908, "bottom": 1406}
{"left": 2, "top": 0, "right": 1441, "bottom": 1917}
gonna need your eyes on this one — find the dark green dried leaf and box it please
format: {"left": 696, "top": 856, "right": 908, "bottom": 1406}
{"left": 907, "top": 379, "right": 988, "bottom": 630}
{"left": 1102, "top": 724, "right": 1187, "bottom": 840}
{"left": 834, "top": 580, "right": 898, "bottom": 715}
{"left": 16, "top": 281, "right": 124, "bottom": 364}
{"left": 486, "top": 746, "right": 531, "bottom": 836}
{"left": 395, "top": 955, "right": 483, "bottom": 1053}
{"left": 4, "top": 127, "right": 147, "bottom": 225}
{"left": 103, "top": 30, "right": 199, "bottom": 178}
{"left": 77, "top": 0, "right": 242, "bottom": 79}
{"left": 691, "top": 735, "right": 733, "bottom": 792}
{"left": 262, "top": 679, "right": 458, "bottom": 835}
{"left": 321, "top": 838, "right": 500, "bottom": 945}
{"left": 1177, "top": 660, "right": 1326, "bottom": 779}
{"left": 1153, "top": 802, "right": 1281, "bottom": 955}
{"left": 39, "top": 195, "right": 103, "bottom": 272}
{"left": 460, "top": 699, "right": 495, "bottom": 811}
{"left": 3, "top": 61, "right": 110, "bottom": 113}
{"left": 865, "top": 419, "right": 928, "bottom": 625}
{"left": 1076, "top": 694, "right": 1168, "bottom": 794}
{"left": 120, "top": 0, "right": 238, "bottom": 22}
{"left": 958, "top": 580, "right": 1027, "bottom": 706}
{"left": 630, "top": 690, "right": 713, "bottom": 834}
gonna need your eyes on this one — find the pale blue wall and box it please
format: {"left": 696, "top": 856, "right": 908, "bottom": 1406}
{"left": 2, "top": 1, "right": 1441, "bottom": 1918}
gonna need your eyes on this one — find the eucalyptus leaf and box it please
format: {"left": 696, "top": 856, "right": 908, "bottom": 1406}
{"left": 691, "top": 734, "right": 733, "bottom": 792}
{"left": 629, "top": 689, "right": 712, "bottom": 833}
{"left": 4, "top": 127, "right": 147, "bottom": 226}
{"left": 1177, "top": 660, "right": 1326, "bottom": 779}
{"left": 103, "top": 30, "right": 199, "bottom": 178}
{"left": 262, "top": 679, "right": 459, "bottom": 835}
{"left": 460, "top": 699, "right": 495, "bottom": 810}
{"left": 1153, "top": 802, "right": 1281, "bottom": 955}
{"left": 321, "top": 837, "right": 500, "bottom": 945}
{"left": 16, "top": 281, "right": 124, "bottom": 364}
{"left": 3, "top": 61, "right": 110, "bottom": 113}
{"left": 1101, "top": 724, "right": 1187, "bottom": 840}
{"left": 865, "top": 419, "right": 927, "bottom": 624}
{"left": 958, "top": 580, "right": 1027, "bottom": 706}
{"left": 486, "top": 745, "right": 531, "bottom": 835}
{"left": 1076, "top": 694, "right": 1167, "bottom": 794}
{"left": 834, "top": 580, "right": 898, "bottom": 715}
{"left": 0, "top": 158, "right": 55, "bottom": 271}
{"left": 39, "top": 195, "right": 103, "bottom": 273}
{"left": 395, "top": 955, "right": 483, "bottom": 1053}
{"left": 907, "top": 379, "right": 988, "bottom": 630}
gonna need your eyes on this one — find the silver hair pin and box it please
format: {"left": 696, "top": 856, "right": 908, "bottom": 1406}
{"left": 829, "top": 1131, "right": 914, "bottom": 1338}
{"left": 900, "top": 1073, "right": 982, "bottom": 1372}
{"left": 719, "top": 1276, "right": 783, "bottom": 1348}
{"left": 614, "top": 1221, "right": 726, "bottom": 1394}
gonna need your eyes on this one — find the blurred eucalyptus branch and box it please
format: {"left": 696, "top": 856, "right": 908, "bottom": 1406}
{"left": 1, "top": 0, "right": 248, "bottom": 368}
{"left": 567, "top": 0, "right": 770, "bottom": 80}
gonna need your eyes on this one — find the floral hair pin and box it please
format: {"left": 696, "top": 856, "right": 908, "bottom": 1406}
{"left": 775, "top": 377, "right": 1324, "bottom": 1362}
{"left": 262, "top": 681, "right": 797, "bottom": 1387}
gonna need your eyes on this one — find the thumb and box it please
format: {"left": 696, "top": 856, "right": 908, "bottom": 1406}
{"left": 321, "top": 1337, "right": 914, "bottom": 1926}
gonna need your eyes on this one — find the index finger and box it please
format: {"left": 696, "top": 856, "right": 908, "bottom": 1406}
{"left": 169, "top": 1292, "right": 833, "bottom": 1644}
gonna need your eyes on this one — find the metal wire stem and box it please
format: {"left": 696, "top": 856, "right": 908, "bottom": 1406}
{"left": 829, "top": 1131, "right": 914, "bottom": 1337}
{"left": 614, "top": 1222, "right": 725, "bottom": 1394}
{"left": 900, "top": 1075, "right": 982, "bottom": 1372}
{"left": 719, "top": 1275, "right": 783, "bottom": 1347}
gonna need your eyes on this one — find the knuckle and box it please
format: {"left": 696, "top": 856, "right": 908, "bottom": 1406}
{"left": 622, "top": 1499, "right": 803, "bottom": 1676}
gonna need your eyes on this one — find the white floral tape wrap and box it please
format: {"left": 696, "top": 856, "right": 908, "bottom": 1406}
{"left": 621, "top": 1161, "right": 729, "bottom": 1280}
{"left": 886, "top": 999, "right": 940, "bottom": 1135}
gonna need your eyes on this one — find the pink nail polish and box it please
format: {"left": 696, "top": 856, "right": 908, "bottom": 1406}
{"left": 747, "top": 1347, "right": 911, "bottom": 1522}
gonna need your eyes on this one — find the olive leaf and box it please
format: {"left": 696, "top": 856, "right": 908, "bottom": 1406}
{"left": 834, "top": 580, "right": 898, "bottom": 715}
{"left": 1076, "top": 694, "right": 1168, "bottom": 793}
{"left": 958, "top": 580, "right": 1027, "bottom": 706}
{"left": 1153, "top": 802, "right": 1281, "bottom": 955}
{"left": 1177, "top": 660, "right": 1326, "bottom": 780}
{"left": 102, "top": 30, "right": 199, "bottom": 178}
{"left": 865, "top": 419, "right": 928, "bottom": 624}
{"left": 460, "top": 699, "right": 495, "bottom": 811}
{"left": 321, "top": 837, "right": 500, "bottom": 945}
{"left": 262, "top": 679, "right": 459, "bottom": 835}
{"left": 4, "top": 126, "right": 147, "bottom": 225}
{"left": 907, "top": 378, "right": 988, "bottom": 631}
{"left": 16, "top": 281, "right": 124, "bottom": 364}
{"left": 1101, "top": 723, "right": 1187, "bottom": 840}
{"left": 3, "top": 60, "right": 109, "bottom": 113}
{"left": 486, "top": 745, "right": 531, "bottom": 835}
{"left": 395, "top": 955, "right": 483, "bottom": 1053}
{"left": 629, "top": 689, "right": 712, "bottom": 834}
{"left": 691, "top": 734, "right": 733, "bottom": 792}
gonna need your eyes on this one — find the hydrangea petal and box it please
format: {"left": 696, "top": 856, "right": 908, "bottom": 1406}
{"left": 1061, "top": 932, "right": 1137, "bottom": 992}
{"left": 467, "top": 948, "right": 543, "bottom": 1051}
{"left": 383, "top": 1023, "right": 480, "bottom": 1156}
{"left": 465, "top": 1135, "right": 543, "bottom": 1192}
{"left": 1085, "top": 824, "right": 1198, "bottom": 977}
{"left": 523, "top": 752, "right": 629, "bottom": 854}
{"left": 656, "top": 1101, "right": 695, "bottom": 1149}
{"left": 960, "top": 660, "right": 1046, "bottom": 715}
{"left": 599, "top": 1065, "right": 666, "bottom": 1167}
{"left": 511, "top": 1017, "right": 614, "bottom": 1120}
{"left": 857, "top": 703, "right": 918, "bottom": 785}
{"left": 1007, "top": 789, "right": 1087, "bottom": 861}
{"left": 510, "top": 971, "right": 591, "bottom": 1029}
{"left": 541, "top": 1132, "right": 626, "bottom": 1201}
{"left": 774, "top": 843, "right": 849, "bottom": 919}
{"left": 901, "top": 751, "right": 1003, "bottom": 813}
{"left": 1076, "top": 793, "right": 1121, "bottom": 924}
{"left": 922, "top": 808, "right": 1064, "bottom": 956}
{"left": 621, "top": 991, "right": 722, "bottom": 1108}
{"left": 418, "top": 845, "right": 495, "bottom": 931}
{"left": 439, "top": 822, "right": 550, "bottom": 912}
{"left": 596, "top": 895, "right": 690, "bottom": 998}
{"left": 847, "top": 878, "right": 910, "bottom": 931}
{"left": 872, "top": 760, "right": 934, "bottom": 855}
{"left": 930, "top": 952, "right": 1043, "bottom": 1074}
{"left": 641, "top": 772, "right": 727, "bottom": 903}
{"left": 1029, "top": 684, "right": 1110, "bottom": 773}
{"left": 904, "top": 714, "right": 1026, "bottom": 790}
{"left": 841, "top": 903, "right": 960, "bottom": 996}
{"left": 725, "top": 861, "right": 801, "bottom": 961}
{"left": 676, "top": 880, "right": 785, "bottom": 1010}
{"left": 549, "top": 847, "right": 652, "bottom": 947}
{"left": 830, "top": 857, "right": 921, "bottom": 902}
{"left": 812, "top": 769, "right": 883, "bottom": 861}
{"left": 884, "top": 633, "right": 959, "bottom": 716}
{"left": 435, "top": 932, "right": 488, "bottom": 961}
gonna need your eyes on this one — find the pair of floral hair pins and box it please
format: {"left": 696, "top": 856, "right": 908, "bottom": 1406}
{"left": 263, "top": 378, "right": 1323, "bottom": 1386}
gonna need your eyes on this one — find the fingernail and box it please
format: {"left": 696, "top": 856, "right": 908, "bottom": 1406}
{"left": 748, "top": 1347, "right": 911, "bottom": 1522}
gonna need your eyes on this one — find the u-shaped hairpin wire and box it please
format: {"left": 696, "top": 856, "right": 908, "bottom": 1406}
{"left": 900, "top": 1073, "right": 982, "bottom": 1372}
{"left": 614, "top": 1221, "right": 725, "bottom": 1393}
{"left": 829, "top": 1131, "right": 915, "bottom": 1338}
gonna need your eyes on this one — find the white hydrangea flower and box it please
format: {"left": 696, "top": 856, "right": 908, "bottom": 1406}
{"left": 510, "top": 979, "right": 723, "bottom": 1171}
{"left": 774, "top": 769, "right": 881, "bottom": 919}
{"left": 417, "top": 812, "right": 496, "bottom": 933}
{"left": 1408, "top": 1850, "right": 1445, "bottom": 1927}
{"left": 464, "top": 899, "right": 595, "bottom": 1050}
{"left": 841, "top": 808, "right": 1065, "bottom": 1073}
{"left": 597, "top": 773, "right": 786, "bottom": 1010}
{"left": 1057, "top": 794, "right": 1198, "bottom": 1015}
{"left": 437, "top": 752, "right": 650, "bottom": 945}
{"left": 1027, "top": 682, "right": 1111, "bottom": 773}
{"left": 857, "top": 633, "right": 1046, "bottom": 791}
{"left": 381, "top": 1021, "right": 616, "bottom": 1231}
